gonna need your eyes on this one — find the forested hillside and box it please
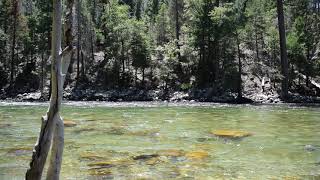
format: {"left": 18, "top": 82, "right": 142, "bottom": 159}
{"left": 0, "top": 0, "right": 319, "bottom": 102}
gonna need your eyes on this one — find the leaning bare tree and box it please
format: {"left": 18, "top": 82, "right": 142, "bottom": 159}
{"left": 26, "top": 0, "right": 75, "bottom": 179}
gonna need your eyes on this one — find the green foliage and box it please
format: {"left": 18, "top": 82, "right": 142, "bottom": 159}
{"left": 287, "top": 32, "right": 306, "bottom": 70}
{"left": 0, "top": 28, "right": 8, "bottom": 67}
{"left": 154, "top": 2, "right": 171, "bottom": 45}
{"left": 130, "top": 22, "right": 150, "bottom": 70}
{"left": 0, "top": 0, "right": 319, "bottom": 97}
{"left": 155, "top": 41, "right": 179, "bottom": 89}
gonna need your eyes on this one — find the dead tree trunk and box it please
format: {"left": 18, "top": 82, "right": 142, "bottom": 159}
{"left": 26, "top": 0, "right": 75, "bottom": 179}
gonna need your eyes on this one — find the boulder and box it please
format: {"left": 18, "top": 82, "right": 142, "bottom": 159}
{"left": 157, "top": 149, "right": 185, "bottom": 157}
{"left": 185, "top": 150, "right": 209, "bottom": 160}
{"left": 88, "top": 159, "right": 134, "bottom": 168}
{"left": 211, "top": 130, "right": 252, "bottom": 139}
{"left": 304, "top": 145, "right": 317, "bottom": 152}
{"left": 80, "top": 152, "right": 105, "bottom": 161}
{"left": 63, "top": 120, "right": 77, "bottom": 127}
{"left": 88, "top": 161, "right": 114, "bottom": 168}
{"left": 16, "top": 92, "right": 42, "bottom": 101}
{"left": 88, "top": 168, "right": 112, "bottom": 176}
{"left": 133, "top": 154, "right": 159, "bottom": 160}
{"left": 145, "top": 157, "right": 162, "bottom": 165}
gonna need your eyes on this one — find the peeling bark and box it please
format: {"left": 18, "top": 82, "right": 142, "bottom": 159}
{"left": 26, "top": 0, "right": 75, "bottom": 179}
{"left": 46, "top": 117, "right": 64, "bottom": 180}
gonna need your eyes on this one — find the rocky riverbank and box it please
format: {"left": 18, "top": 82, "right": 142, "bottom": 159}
{"left": 1, "top": 87, "right": 320, "bottom": 104}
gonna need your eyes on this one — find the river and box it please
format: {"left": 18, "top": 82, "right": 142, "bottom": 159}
{"left": 0, "top": 102, "right": 319, "bottom": 179}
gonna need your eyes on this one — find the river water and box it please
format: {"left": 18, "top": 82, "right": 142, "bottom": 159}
{"left": 0, "top": 102, "right": 319, "bottom": 179}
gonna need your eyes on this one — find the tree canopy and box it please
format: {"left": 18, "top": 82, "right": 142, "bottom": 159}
{"left": 0, "top": 0, "right": 319, "bottom": 100}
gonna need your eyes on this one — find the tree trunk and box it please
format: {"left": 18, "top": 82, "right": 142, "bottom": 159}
{"left": 40, "top": 51, "right": 45, "bottom": 96}
{"left": 10, "top": 0, "right": 18, "bottom": 88}
{"left": 3, "top": 48, "right": 7, "bottom": 71}
{"left": 261, "top": 31, "right": 265, "bottom": 50}
{"left": 254, "top": 22, "right": 259, "bottom": 61}
{"left": 26, "top": 0, "right": 63, "bottom": 178}
{"left": 236, "top": 32, "right": 242, "bottom": 99}
{"left": 135, "top": 68, "right": 137, "bottom": 86}
{"left": 76, "top": 0, "right": 81, "bottom": 81}
{"left": 46, "top": 116, "right": 64, "bottom": 180}
{"left": 81, "top": 50, "right": 85, "bottom": 77}
{"left": 90, "top": 24, "right": 95, "bottom": 67}
{"left": 277, "top": 0, "right": 289, "bottom": 99}
{"left": 306, "top": 47, "right": 311, "bottom": 87}
{"left": 142, "top": 68, "right": 145, "bottom": 86}
{"left": 92, "top": 0, "right": 96, "bottom": 24}
{"left": 174, "top": 0, "right": 181, "bottom": 61}
{"left": 121, "top": 39, "right": 125, "bottom": 87}
{"left": 121, "top": 39, "right": 125, "bottom": 74}
{"left": 306, "top": 74, "right": 310, "bottom": 87}
{"left": 26, "top": 0, "right": 75, "bottom": 179}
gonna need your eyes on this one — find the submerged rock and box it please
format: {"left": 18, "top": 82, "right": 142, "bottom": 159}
{"left": 88, "top": 161, "right": 115, "bottom": 168}
{"left": 80, "top": 152, "right": 105, "bottom": 161}
{"left": 282, "top": 176, "right": 301, "bottom": 180}
{"left": 304, "top": 145, "right": 317, "bottom": 152}
{"left": 196, "top": 137, "right": 211, "bottom": 142}
{"left": 145, "top": 157, "right": 162, "bottom": 165}
{"left": 0, "top": 123, "right": 11, "bottom": 128}
{"left": 7, "top": 147, "right": 33, "bottom": 156}
{"left": 63, "top": 120, "right": 77, "bottom": 127}
{"left": 127, "top": 129, "right": 160, "bottom": 137}
{"left": 157, "top": 149, "right": 185, "bottom": 157}
{"left": 106, "top": 126, "right": 127, "bottom": 135}
{"left": 88, "top": 168, "right": 112, "bottom": 176}
{"left": 194, "top": 144, "right": 212, "bottom": 151}
{"left": 88, "top": 159, "right": 135, "bottom": 168}
{"left": 74, "top": 127, "right": 96, "bottom": 134}
{"left": 211, "top": 130, "right": 252, "bottom": 139}
{"left": 133, "top": 154, "right": 159, "bottom": 160}
{"left": 185, "top": 150, "right": 209, "bottom": 160}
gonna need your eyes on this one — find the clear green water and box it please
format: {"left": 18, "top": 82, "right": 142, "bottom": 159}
{"left": 0, "top": 103, "right": 320, "bottom": 180}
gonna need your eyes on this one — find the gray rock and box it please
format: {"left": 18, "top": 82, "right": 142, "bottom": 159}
{"left": 304, "top": 145, "right": 317, "bottom": 152}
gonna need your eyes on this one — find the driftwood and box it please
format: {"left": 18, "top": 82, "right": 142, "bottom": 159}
{"left": 26, "top": 0, "right": 75, "bottom": 180}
